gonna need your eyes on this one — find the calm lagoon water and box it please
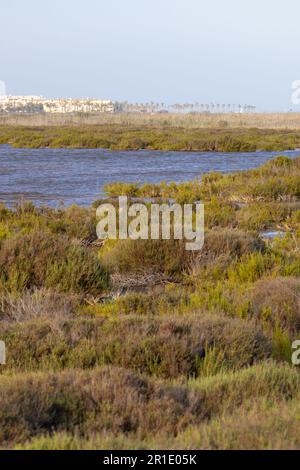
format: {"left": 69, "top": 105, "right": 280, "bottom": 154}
{"left": 1, "top": 145, "right": 299, "bottom": 207}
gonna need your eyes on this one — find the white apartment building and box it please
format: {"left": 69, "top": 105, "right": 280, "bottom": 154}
{"left": 0, "top": 96, "right": 116, "bottom": 114}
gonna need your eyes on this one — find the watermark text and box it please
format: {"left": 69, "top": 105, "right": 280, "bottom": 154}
{"left": 96, "top": 196, "right": 204, "bottom": 251}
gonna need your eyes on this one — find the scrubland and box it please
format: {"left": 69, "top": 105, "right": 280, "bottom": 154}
{"left": 1, "top": 124, "right": 300, "bottom": 151}
{"left": 1, "top": 156, "right": 300, "bottom": 449}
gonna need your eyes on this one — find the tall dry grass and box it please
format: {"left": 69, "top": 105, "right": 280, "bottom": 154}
{"left": 1, "top": 112, "right": 300, "bottom": 129}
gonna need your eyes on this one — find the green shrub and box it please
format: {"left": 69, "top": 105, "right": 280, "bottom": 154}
{"left": 227, "top": 252, "right": 273, "bottom": 284}
{"left": 0, "top": 231, "right": 109, "bottom": 294}
{"left": 100, "top": 238, "right": 190, "bottom": 277}
{"left": 191, "top": 229, "right": 264, "bottom": 274}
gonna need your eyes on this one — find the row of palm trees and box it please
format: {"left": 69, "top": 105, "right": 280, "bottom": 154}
{"left": 120, "top": 102, "right": 256, "bottom": 114}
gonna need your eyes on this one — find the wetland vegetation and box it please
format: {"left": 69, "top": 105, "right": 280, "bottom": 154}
{"left": 1, "top": 156, "right": 300, "bottom": 449}
{"left": 1, "top": 124, "right": 300, "bottom": 152}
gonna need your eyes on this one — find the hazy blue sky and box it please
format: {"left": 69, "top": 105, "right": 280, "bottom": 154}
{"left": 1, "top": 0, "right": 300, "bottom": 110}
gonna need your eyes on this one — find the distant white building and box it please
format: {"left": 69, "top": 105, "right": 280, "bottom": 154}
{"left": 0, "top": 96, "right": 116, "bottom": 114}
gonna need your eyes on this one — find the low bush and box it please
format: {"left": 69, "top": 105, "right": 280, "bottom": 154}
{"left": 190, "top": 229, "right": 264, "bottom": 274}
{"left": 0, "top": 314, "right": 271, "bottom": 377}
{"left": 1, "top": 362, "right": 298, "bottom": 448}
{"left": 0, "top": 289, "right": 80, "bottom": 323}
{"left": 100, "top": 238, "right": 190, "bottom": 277}
{"left": 249, "top": 277, "right": 300, "bottom": 333}
{"left": 0, "top": 231, "right": 109, "bottom": 294}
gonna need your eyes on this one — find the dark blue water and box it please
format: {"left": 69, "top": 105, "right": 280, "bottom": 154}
{"left": 1, "top": 145, "right": 299, "bottom": 207}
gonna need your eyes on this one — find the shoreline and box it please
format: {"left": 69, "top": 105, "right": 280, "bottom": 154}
{"left": 1, "top": 142, "right": 300, "bottom": 154}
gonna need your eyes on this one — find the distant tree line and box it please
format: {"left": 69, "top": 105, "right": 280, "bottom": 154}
{"left": 118, "top": 102, "right": 257, "bottom": 113}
